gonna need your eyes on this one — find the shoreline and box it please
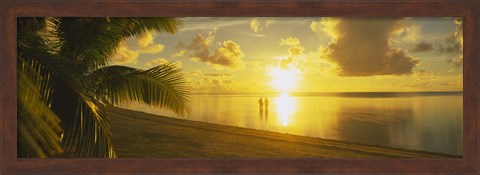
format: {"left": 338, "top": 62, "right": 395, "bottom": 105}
{"left": 108, "top": 107, "right": 459, "bottom": 158}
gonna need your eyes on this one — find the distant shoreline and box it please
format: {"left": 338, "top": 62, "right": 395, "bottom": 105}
{"left": 108, "top": 107, "right": 459, "bottom": 158}
{"left": 190, "top": 91, "right": 463, "bottom": 97}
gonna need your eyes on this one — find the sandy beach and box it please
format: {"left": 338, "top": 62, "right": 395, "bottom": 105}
{"left": 108, "top": 107, "right": 457, "bottom": 158}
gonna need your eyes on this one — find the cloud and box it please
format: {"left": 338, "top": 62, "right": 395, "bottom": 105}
{"left": 280, "top": 37, "right": 301, "bottom": 46}
{"left": 448, "top": 55, "right": 463, "bottom": 67}
{"left": 437, "top": 18, "right": 463, "bottom": 53}
{"left": 111, "top": 32, "right": 167, "bottom": 64}
{"left": 144, "top": 58, "right": 182, "bottom": 68}
{"left": 183, "top": 30, "right": 245, "bottom": 70}
{"left": 180, "top": 17, "right": 247, "bottom": 32}
{"left": 454, "top": 17, "right": 463, "bottom": 48}
{"left": 441, "top": 18, "right": 463, "bottom": 67}
{"left": 310, "top": 18, "right": 341, "bottom": 41}
{"left": 137, "top": 32, "right": 156, "bottom": 48}
{"left": 250, "top": 18, "right": 275, "bottom": 33}
{"left": 313, "top": 18, "right": 420, "bottom": 76}
{"left": 138, "top": 44, "right": 165, "bottom": 54}
{"left": 398, "top": 70, "right": 433, "bottom": 89}
{"left": 278, "top": 37, "right": 305, "bottom": 69}
{"left": 171, "top": 49, "right": 186, "bottom": 57}
{"left": 187, "top": 69, "right": 237, "bottom": 92}
{"left": 247, "top": 60, "right": 270, "bottom": 72}
{"left": 410, "top": 41, "right": 434, "bottom": 52}
{"left": 436, "top": 35, "right": 461, "bottom": 53}
{"left": 199, "top": 40, "right": 245, "bottom": 70}
{"left": 279, "top": 57, "right": 294, "bottom": 69}
{"left": 287, "top": 45, "right": 304, "bottom": 56}
{"left": 250, "top": 18, "right": 262, "bottom": 33}
{"left": 189, "top": 69, "right": 204, "bottom": 77}
{"left": 266, "top": 18, "right": 275, "bottom": 27}
{"left": 204, "top": 73, "right": 232, "bottom": 77}
{"left": 111, "top": 42, "right": 139, "bottom": 64}
{"left": 145, "top": 58, "right": 168, "bottom": 67}
{"left": 436, "top": 42, "right": 461, "bottom": 53}
{"left": 136, "top": 32, "right": 165, "bottom": 54}
{"left": 415, "top": 69, "right": 433, "bottom": 76}
{"left": 237, "top": 32, "right": 266, "bottom": 38}
{"left": 280, "top": 37, "right": 304, "bottom": 57}
{"left": 183, "top": 35, "right": 209, "bottom": 60}
{"left": 439, "top": 74, "right": 462, "bottom": 86}
{"left": 410, "top": 76, "right": 432, "bottom": 89}
{"left": 391, "top": 20, "right": 421, "bottom": 43}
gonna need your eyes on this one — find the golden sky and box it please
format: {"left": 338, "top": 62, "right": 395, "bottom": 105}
{"left": 111, "top": 17, "right": 463, "bottom": 93}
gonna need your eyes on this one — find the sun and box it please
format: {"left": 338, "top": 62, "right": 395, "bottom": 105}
{"left": 269, "top": 67, "right": 300, "bottom": 93}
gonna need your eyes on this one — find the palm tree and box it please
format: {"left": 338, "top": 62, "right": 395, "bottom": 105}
{"left": 17, "top": 17, "right": 190, "bottom": 158}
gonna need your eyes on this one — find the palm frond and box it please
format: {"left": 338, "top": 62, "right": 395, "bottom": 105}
{"left": 17, "top": 17, "right": 186, "bottom": 158}
{"left": 17, "top": 20, "right": 64, "bottom": 157}
{"left": 46, "top": 76, "right": 116, "bottom": 158}
{"left": 17, "top": 17, "right": 46, "bottom": 36}
{"left": 17, "top": 58, "right": 63, "bottom": 158}
{"left": 90, "top": 63, "right": 191, "bottom": 116}
{"left": 119, "top": 17, "right": 182, "bottom": 36}
{"left": 18, "top": 24, "right": 116, "bottom": 158}
{"left": 52, "top": 17, "right": 181, "bottom": 71}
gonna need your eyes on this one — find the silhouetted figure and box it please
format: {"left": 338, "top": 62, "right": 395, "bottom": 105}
{"left": 259, "top": 107, "right": 264, "bottom": 120}
{"left": 265, "top": 107, "right": 269, "bottom": 119}
{"left": 264, "top": 97, "right": 269, "bottom": 109}
{"left": 258, "top": 97, "right": 264, "bottom": 110}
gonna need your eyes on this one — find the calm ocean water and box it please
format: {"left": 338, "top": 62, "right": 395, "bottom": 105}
{"left": 121, "top": 92, "right": 463, "bottom": 156}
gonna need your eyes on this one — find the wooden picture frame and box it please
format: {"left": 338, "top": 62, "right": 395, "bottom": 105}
{"left": 1, "top": 0, "right": 478, "bottom": 174}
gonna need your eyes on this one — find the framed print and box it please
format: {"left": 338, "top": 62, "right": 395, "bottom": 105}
{"left": 1, "top": 0, "right": 479, "bottom": 174}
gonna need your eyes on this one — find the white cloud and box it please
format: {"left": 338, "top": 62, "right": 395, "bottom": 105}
{"left": 278, "top": 37, "right": 305, "bottom": 69}
{"left": 310, "top": 18, "right": 341, "bottom": 42}
{"left": 137, "top": 32, "right": 156, "bottom": 48}
{"left": 250, "top": 18, "right": 275, "bottom": 33}
{"left": 250, "top": 18, "right": 262, "bottom": 33}
{"left": 391, "top": 20, "right": 421, "bottom": 43}
{"left": 188, "top": 69, "right": 236, "bottom": 92}
{"left": 171, "top": 49, "right": 186, "bottom": 57}
{"left": 138, "top": 44, "right": 165, "bottom": 54}
{"left": 111, "top": 42, "right": 139, "bottom": 64}
{"left": 136, "top": 32, "right": 165, "bottom": 54}
{"left": 182, "top": 30, "right": 245, "bottom": 70}
{"left": 144, "top": 58, "right": 182, "bottom": 68}
{"left": 279, "top": 37, "right": 301, "bottom": 46}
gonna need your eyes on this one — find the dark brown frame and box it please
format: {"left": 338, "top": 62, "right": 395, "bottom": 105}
{"left": 1, "top": 0, "right": 479, "bottom": 174}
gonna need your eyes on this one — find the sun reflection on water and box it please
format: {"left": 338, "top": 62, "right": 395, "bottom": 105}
{"left": 275, "top": 92, "right": 296, "bottom": 126}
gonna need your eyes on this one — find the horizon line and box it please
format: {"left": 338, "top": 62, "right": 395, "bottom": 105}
{"left": 190, "top": 91, "right": 464, "bottom": 95}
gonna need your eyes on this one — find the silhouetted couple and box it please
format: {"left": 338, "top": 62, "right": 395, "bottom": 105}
{"left": 258, "top": 97, "right": 269, "bottom": 110}
{"left": 258, "top": 97, "right": 269, "bottom": 119}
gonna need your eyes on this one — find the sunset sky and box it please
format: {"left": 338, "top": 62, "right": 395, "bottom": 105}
{"left": 111, "top": 17, "right": 463, "bottom": 93}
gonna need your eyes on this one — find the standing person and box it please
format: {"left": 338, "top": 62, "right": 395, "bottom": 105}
{"left": 264, "top": 97, "right": 269, "bottom": 119}
{"left": 264, "top": 97, "right": 269, "bottom": 109}
{"left": 258, "top": 97, "right": 264, "bottom": 110}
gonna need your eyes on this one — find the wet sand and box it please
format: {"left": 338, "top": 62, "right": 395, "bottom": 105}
{"left": 108, "top": 107, "right": 457, "bottom": 158}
